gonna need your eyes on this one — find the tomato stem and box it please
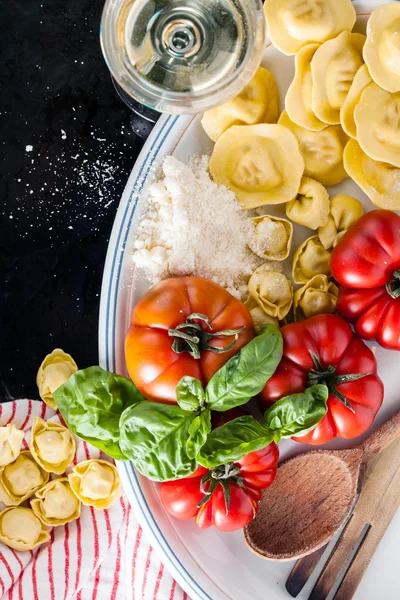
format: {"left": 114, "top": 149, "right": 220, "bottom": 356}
{"left": 386, "top": 270, "right": 400, "bottom": 299}
{"left": 168, "top": 313, "right": 244, "bottom": 359}
{"left": 197, "top": 463, "right": 243, "bottom": 512}
{"left": 308, "top": 351, "right": 369, "bottom": 414}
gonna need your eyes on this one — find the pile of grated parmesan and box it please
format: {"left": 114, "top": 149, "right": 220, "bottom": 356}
{"left": 133, "top": 155, "right": 263, "bottom": 299}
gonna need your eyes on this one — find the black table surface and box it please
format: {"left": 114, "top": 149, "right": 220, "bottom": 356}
{"left": 0, "top": 0, "right": 146, "bottom": 401}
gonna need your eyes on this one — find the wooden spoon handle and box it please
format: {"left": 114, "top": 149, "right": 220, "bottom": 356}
{"left": 360, "top": 408, "right": 400, "bottom": 464}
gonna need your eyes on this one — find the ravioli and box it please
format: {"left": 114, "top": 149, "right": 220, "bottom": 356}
{"left": 279, "top": 111, "right": 348, "bottom": 186}
{"left": 0, "top": 451, "right": 49, "bottom": 506}
{"left": 285, "top": 43, "right": 327, "bottom": 131}
{"left": 209, "top": 124, "right": 304, "bottom": 208}
{"left": 0, "top": 425, "right": 24, "bottom": 467}
{"left": 311, "top": 32, "right": 366, "bottom": 125}
{"left": 31, "top": 478, "right": 81, "bottom": 526}
{"left": 363, "top": 3, "right": 400, "bottom": 93}
{"left": 339, "top": 65, "right": 372, "bottom": 140}
{"left": 294, "top": 274, "right": 338, "bottom": 321}
{"left": 250, "top": 215, "right": 293, "bottom": 261}
{"left": 318, "top": 194, "right": 363, "bottom": 249}
{"left": 248, "top": 265, "right": 293, "bottom": 320}
{"left": 244, "top": 296, "right": 279, "bottom": 333}
{"left": 37, "top": 349, "right": 78, "bottom": 409}
{"left": 292, "top": 236, "right": 332, "bottom": 284}
{"left": 343, "top": 139, "right": 400, "bottom": 210}
{"left": 0, "top": 507, "right": 50, "bottom": 551}
{"left": 354, "top": 83, "right": 400, "bottom": 168}
{"left": 286, "top": 176, "right": 330, "bottom": 230}
{"left": 201, "top": 67, "right": 279, "bottom": 142}
{"left": 68, "top": 459, "right": 121, "bottom": 509}
{"left": 264, "top": 0, "right": 356, "bottom": 55}
{"left": 29, "top": 417, "right": 76, "bottom": 474}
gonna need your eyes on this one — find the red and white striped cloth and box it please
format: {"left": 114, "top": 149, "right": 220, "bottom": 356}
{"left": 0, "top": 400, "right": 191, "bottom": 600}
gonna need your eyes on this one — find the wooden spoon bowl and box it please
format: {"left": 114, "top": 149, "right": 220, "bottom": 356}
{"left": 245, "top": 409, "right": 400, "bottom": 561}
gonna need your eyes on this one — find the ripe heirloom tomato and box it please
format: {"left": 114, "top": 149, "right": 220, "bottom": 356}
{"left": 159, "top": 443, "right": 279, "bottom": 532}
{"left": 260, "top": 314, "right": 384, "bottom": 445}
{"left": 125, "top": 277, "right": 254, "bottom": 403}
{"left": 331, "top": 210, "right": 400, "bottom": 350}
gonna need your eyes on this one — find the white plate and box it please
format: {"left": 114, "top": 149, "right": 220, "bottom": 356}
{"left": 99, "top": 3, "right": 400, "bottom": 599}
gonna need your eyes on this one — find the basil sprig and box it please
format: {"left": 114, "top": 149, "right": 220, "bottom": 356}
{"left": 198, "top": 384, "right": 329, "bottom": 468}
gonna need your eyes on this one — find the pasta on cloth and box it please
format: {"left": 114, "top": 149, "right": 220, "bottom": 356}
{"left": 0, "top": 400, "right": 190, "bottom": 600}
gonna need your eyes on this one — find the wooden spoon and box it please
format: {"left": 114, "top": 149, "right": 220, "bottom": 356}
{"left": 244, "top": 408, "right": 400, "bottom": 561}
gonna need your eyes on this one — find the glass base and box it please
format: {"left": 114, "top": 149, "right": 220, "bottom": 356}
{"left": 112, "top": 77, "right": 160, "bottom": 139}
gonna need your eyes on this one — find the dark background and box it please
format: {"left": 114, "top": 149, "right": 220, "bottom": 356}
{"left": 0, "top": 0, "right": 145, "bottom": 400}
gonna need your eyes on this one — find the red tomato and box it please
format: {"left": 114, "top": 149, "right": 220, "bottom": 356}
{"left": 125, "top": 277, "right": 254, "bottom": 402}
{"left": 260, "top": 314, "right": 384, "bottom": 445}
{"left": 331, "top": 209, "right": 400, "bottom": 350}
{"left": 159, "top": 443, "right": 279, "bottom": 532}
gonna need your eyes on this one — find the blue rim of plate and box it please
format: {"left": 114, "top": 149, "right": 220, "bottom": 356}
{"left": 102, "top": 114, "right": 213, "bottom": 600}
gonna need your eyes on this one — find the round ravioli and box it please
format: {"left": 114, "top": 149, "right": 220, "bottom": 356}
{"left": 0, "top": 507, "right": 50, "bottom": 551}
{"left": 292, "top": 236, "right": 332, "bottom": 284}
{"left": 340, "top": 64, "right": 372, "bottom": 139}
{"left": 68, "top": 459, "right": 121, "bottom": 509}
{"left": 244, "top": 297, "right": 279, "bottom": 334}
{"left": 264, "top": 0, "right": 356, "bottom": 56}
{"left": 343, "top": 139, "right": 400, "bottom": 210}
{"left": 29, "top": 417, "right": 76, "bottom": 474}
{"left": 363, "top": 3, "right": 400, "bottom": 93}
{"left": 311, "top": 32, "right": 366, "bottom": 125}
{"left": 248, "top": 265, "right": 293, "bottom": 320}
{"left": 250, "top": 215, "right": 293, "bottom": 261}
{"left": 201, "top": 67, "right": 279, "bottom": 142}
{"left": 279, "top": 111, "right": 348, "bottom": 186}
{"left": 37, "top": 348, "right": 78, "bottom": 410}
{"left": 209, "top": 124, "right": 304, "bottom": 208}
{"left": 286, "top": 176, "right": 330, "bottom": 230}
{"left": 31, "top": 478, "right": 81, "bottom": 526}
{"left": 285, "top": 43, "right": 327, "bottom": 131}
{"left": 0, "top": 451, "right": 49, "bottom": 506}
{"left": 0, "top": 425, "right": 24, "bottom": 467}
{"left": 354, "top": 83, "right": 400, "bottom": 168}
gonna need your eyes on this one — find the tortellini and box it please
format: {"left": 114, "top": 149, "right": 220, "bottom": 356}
{"left": 285, "top": 176, "right": 330, "bottom": 230}
{"left": 249, "top": 215, "right": 293, "bottom": 261}
{"left": 343, "top": 139, "right": 400, "bottom": 210}
{"left": 248, "top": 265, "right": 293, "bottom": 320}
{"left": 318, "top": 194, "right": 364, "bottom": 249}
{"left": 29, "top": 417, "right": 76, "bottom": 474}
{"left": 311, "top": 32, "right": 366, "bottom": 125}
{"left": 285, "top": 43, "right": 327, "bottom": 131}
{"left": 201, "top": 67, "right": 279, "bottom": 142}
{"left": 245, "top": 296, "right": 279, "bottom": 334}
{"left": 292, "top": 236, "right": 332, "bottom": 284}
{"left": 0, "top": 425, "right": 24, "bottom": 467}
{"left": 340, "top": 65, "right": 372, "bottom": 139}
{"left": 363, "top": 4, "right": 400, "bottom": 93}
{"left": 278, "top": 111, "right": 348, "bottom": 186}
{"left": 37, "top": 349, "right": 78, "bottom": 410}
{"left": 209, "top": 124, "right": 304, "bottom": 208}
{"left": 68, "top": 459, "right": 121, "bottom": 509}
{"left": 0, "top": 451, "right": 49, "bottom": 506}
{"left": 264, "top": 0, "right": 356, "bottom": 56}
{"left": 31, "top": 478, "right": 81, "bottom": 526}
{"left": 0, "top": 507, "right": 50, "bottom": 551}
{"left": 354, "top": 83, "right": 400, "bottom": 168}
{"left": 294, "top": 274, "right": 338, "bottom": 321}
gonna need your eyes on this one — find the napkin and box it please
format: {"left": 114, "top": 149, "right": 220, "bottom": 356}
{"left": 0, "top": 400, "right": 190, "bottom": 600}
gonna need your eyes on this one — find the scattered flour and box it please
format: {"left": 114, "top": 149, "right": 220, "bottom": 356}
{"left": 133, "top": 155, "right": 263, "bottom": 299}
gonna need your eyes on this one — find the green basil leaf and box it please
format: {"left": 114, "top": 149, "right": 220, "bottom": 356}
{"left": 119, "top": 402, "right": 197, "bottom": 481}
{"left": 54, "top": 366, "right": 144, "bottom": 460}
{"left": 205, "top": 324, "right": 283, "bottom": 411}
{"left": 264, "top": 384, "right": 329, "bottom": 439}
{"left": 176, "top": 376, "right": 205, "bottom": 411}
{"left": 186, "top": 409, "right": 211, "bottom": 460}
{"left": 197, "top": 415, "right": 273, "bottom": 468}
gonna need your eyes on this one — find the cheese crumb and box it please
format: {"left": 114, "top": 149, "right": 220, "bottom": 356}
{"left": 133, "top": 155, "right": 263, "bottom": 299}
